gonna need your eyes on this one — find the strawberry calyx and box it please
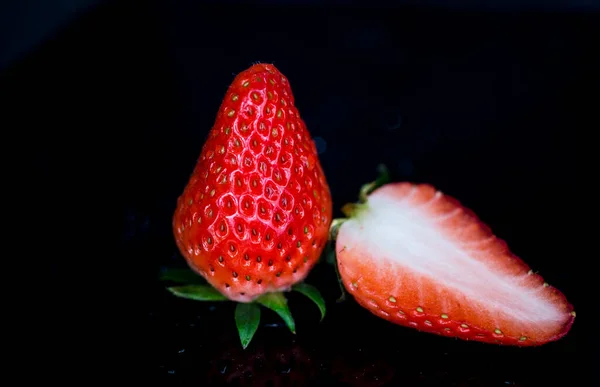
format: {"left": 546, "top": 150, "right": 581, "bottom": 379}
{"left": 330, "top": 164, "right": 391, "bottom": 241}
{"left": 358, "top": 163, "right": 391, "bottom": 203}
{"left": 159, "top": 267, "right": 326, "bottom": 349}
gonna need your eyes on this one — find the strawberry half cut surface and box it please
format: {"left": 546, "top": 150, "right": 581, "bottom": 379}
{"left": 169, "top": 63, "right": 331, "bottom": 349}
{"left": 331, "top": 173, "right": 575, "bottom": 346}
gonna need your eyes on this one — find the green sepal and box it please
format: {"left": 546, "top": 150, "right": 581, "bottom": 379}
{"left": 159, "top": 267, "right": 206, "bottom": 284}
{"left": 292, "top": 283, "right": 326, "bottom": 321}
{"left": 358, "top": 163, "right": 391, "bottom": 202}
{"left": 255, "top": 292, "right": 296, "bottom": 334}
{"left": 235, "top": 303, "right": 261, "bottom": 349}
{"left": 167, "top": 284, "right": 228, "bottom": 301}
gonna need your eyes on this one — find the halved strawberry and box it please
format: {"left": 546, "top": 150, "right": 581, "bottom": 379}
{"left": 331, "top": 172, "right": 575, "bottom": 346}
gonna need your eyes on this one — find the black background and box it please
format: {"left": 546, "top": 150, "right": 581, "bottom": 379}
{"left": 2, "top": 0, "right": 592, "bottom": 385}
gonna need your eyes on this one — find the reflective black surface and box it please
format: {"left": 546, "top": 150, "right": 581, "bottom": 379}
{"left": 5, "top": 1, "right": 590, "bottom": 384}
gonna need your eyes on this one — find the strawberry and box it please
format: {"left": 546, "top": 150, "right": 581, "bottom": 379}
{"left": 169, "top": 63, "right": 331, "bottom": 348}
{"left": 331, "top": 171, "right": 575, "bottom": 346}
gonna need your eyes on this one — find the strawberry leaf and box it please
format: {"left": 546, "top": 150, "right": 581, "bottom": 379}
{"left": 292, "top": 283, "right": 326, "bottom": 321}
{"left": 235, "top": 303, "right": 261, "bottom": 349}
{"left": 255, "top": 292, "right": 296, "bottom": 334}
{"left": 167, "top": 285, "right": 228, "bottom": 301}
{"left": 159, "top": 267, "right": 206, "bottom": 284}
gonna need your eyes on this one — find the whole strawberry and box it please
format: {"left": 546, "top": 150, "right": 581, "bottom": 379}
{"left": 169, "top": 63, "right": 331, "bottom": 348}
{"left": 331, "top": 168, "right": 575, "bottom": 347}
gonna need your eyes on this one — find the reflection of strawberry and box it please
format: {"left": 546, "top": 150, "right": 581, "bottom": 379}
{"left": 172, "top": 63, "right": 332, "bottom": 303}
{"left": 330, "top": 350, "right": 394, "bottom": 387}
{"left": 332, "top": 180, "right": 575, "bottom": 346}
{"left": 206, "top": 338, "right": 317, "bottom": 386}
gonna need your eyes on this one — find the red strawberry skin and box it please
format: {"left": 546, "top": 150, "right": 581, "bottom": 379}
{"left": 336, "top": 182, "right": 574, "bottom": 346}
{"left": 173, "top": 63, "right": 332, "bottom": 302}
